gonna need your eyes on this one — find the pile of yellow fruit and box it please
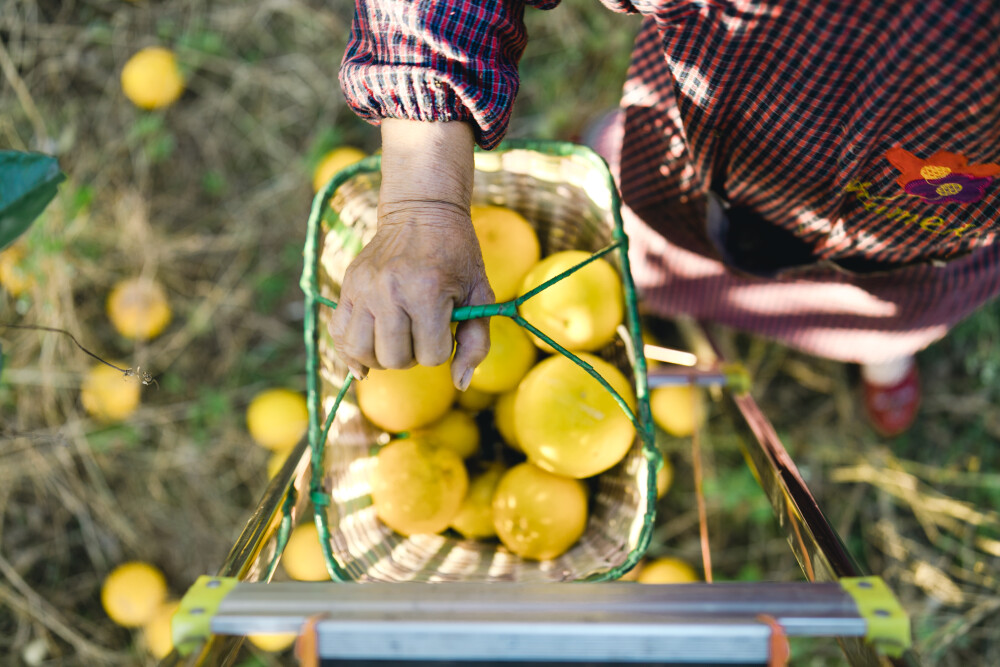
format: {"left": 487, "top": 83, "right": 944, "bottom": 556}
{"left": 356, "top": 205, "right": 676, "bottom": 562}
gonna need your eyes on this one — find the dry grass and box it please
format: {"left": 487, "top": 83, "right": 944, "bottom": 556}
{"left": 1, "top": 0, "right": 998, "bottom": 665}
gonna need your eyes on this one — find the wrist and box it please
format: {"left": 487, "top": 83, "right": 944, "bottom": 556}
{"left": 379, "top": 119, "right": 475, "bottom": 210}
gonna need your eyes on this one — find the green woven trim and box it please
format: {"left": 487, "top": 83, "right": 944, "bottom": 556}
{"left": 299, "top": 140, "right": 658, "bottom": 582}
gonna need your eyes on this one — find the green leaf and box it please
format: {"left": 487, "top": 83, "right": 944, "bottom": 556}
{"left": 0, "top": 151, "right": 66, "bottom": 251}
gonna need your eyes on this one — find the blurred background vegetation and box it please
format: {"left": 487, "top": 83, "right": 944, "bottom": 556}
{"left": 1, "top": 0, "right": 998, "bottom": 665}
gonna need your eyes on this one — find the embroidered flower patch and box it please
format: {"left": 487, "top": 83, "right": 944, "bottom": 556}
{"left": 886, "top": 146, "right": 1000, "bottom": 204}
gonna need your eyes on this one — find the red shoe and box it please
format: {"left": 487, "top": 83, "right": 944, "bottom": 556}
{"left": 862, "top": 361, "right": 920, "bottom": 437}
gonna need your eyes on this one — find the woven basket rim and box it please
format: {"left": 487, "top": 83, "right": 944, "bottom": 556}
{"left": 300, "top": 139, "right": 659, "bottom": 582}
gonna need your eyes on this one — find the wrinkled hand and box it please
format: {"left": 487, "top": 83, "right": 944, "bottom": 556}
{"left": 329, "top": 120, "right": 493, "bottom": 390}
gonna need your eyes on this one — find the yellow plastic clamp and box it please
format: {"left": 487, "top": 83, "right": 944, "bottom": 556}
{"left": 172, "top": 575, "right": 239, "bottom": 656}
{"left": 839, "top": 576, "right": 912, "bottom": 658}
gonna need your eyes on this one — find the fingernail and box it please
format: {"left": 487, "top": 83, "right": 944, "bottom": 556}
{"left": 458, "top": 367, "right": 473, "bottom": 392}
{"left": 349, "top": 366, "right": 366, "bottom": 381}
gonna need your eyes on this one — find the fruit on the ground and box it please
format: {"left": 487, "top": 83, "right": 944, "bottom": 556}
{"left": 267, "top": 448, "right": 295, "bottom": 478}
{"left": 650, "top": 385, "right": 705, "bottom": 437}
{"left": 282, "top": 522, "right": 330, "bottom": 581}
{"left": 656, "top": 456, "right": 674, "bottom": 499}
{"left": 312, "top": 147, "right": 366, "bottom": 192}
{"left": 493, "top": 388, "right": 520, "bottom": 451}
{"left": 249, "top": 633, "right": 297, "bottom": 652}
{"left": 468, "top": 317, "right": 536, "bottom": 393}
{"left": 121, "top": 47, "right": 185, "bottom": 110}
{"left": 106, "top": 277, "right": 172, "bottom": 341}
{"left": 357, "top": 362, "right": 456, "bottom": 433}
{"left": 517, "top": 250, "right": 623, "bottom": 352}
{"left": 412, "top": 409, "right": 480, "bottom": 459}
{"left": 143, "top": 600, "right": 180, "bottom": 659}
{"left": 470, "top": 205, "right": 540, "bottom": 303}
{"left": 515, "top": 353, "right": 635, "bottom": 479}
{"left": 450, "top": 464, "right": 505, "bottom": 539}
{"left": 101, "top": 561, "right": 168, "bottom": 627}
{"left": 0, "top": 243, "right": 33, "bottom": 297}
{"left": 246, "top": 389, "right": 309, "bottom": 451}
{"left": 81, "top": 363, "right": 141, "bottom": 422}
{"left": 369, "top": 438, "right": 468, "bottom": 536}
{"left": 492, "top": 463, "right": 588, "bottom": 560}
{"left": 637, "top": 557, "right": 699, "bottom": 584}
{"left": 456, "top": 386, "right": 495, "bottom": 411}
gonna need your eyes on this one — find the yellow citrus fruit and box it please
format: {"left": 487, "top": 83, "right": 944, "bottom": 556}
{"left": 468, "top": 317, "right": 536, "bottom": 393}
{"left": 412, "top": 409, "right": 480, "bottom": 459}
{"left": 518, "top": 250, "right": 623, "bottom": 353}
{"left": 357, "top": 362, "right": 456, "bottom": 433}
{"left": 650, "top": 385, "right": 705, "bottom": 437}
{"left": 656, "top": 455, "right": 674, "bottom": 499}
{"left": 492, "top": 463, "right": 588, "bottom": 560}
{"left": 249, "top": 633, "right": 297, "bottom": 652}
{"left": 515, "top": 353, "right": 635, "bottom": 479}
{"left": 456, "top": 386, "right": 495, "bottom": 411}
{"left": 121, "top": 47, "right": 185, "bottom": 110}
{"left": 637, "top": 557, "right": 699, "bottom": 584}
{"left": 0, "top": 243, "right": 33, "bottom": 297}
{"left": 493, "top": 388, "right": 521, "bottom": 451}
{"left": 246, "top": 389, "right": 309, "bottom": 451}
{"left": 369, "top": 438, "right": 468, "bottom": 536}
{"left": 81, "top": 363, "right": 141, "bottom": 422}
{"left": 470, "top": 205, "right": 541, "bottom": 303}
{"left": 282, "top": 522, "right": 330, "bottom": 582}
{"left": 106, "top": 277, "right": 172, "bottom": 341}
{"left": 101, "top": 561, "right": 168, "bottom": 627}
{"left": 312, "top": 147, "right": 366, "bottom": 192}
{"left": 450, "top": 464, "right": 505, "bottom": 540}
{"left": 142, "top": 600, "right": 180, "bottom": 659}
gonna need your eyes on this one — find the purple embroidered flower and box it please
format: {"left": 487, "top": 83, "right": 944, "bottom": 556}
{"left": 903, "top": 173, "right": 994, "bottom": 204}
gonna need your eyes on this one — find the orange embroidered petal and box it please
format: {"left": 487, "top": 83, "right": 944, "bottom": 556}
{"left": 887, "top": 146, "right": 1000, "bottom": 188}
{"left": 885, "top": 146, "right": 926, "bottom": 187}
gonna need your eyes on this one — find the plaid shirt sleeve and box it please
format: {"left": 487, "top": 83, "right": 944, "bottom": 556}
{"left": 340, "top": 0, "right": 561, "bottom": 149}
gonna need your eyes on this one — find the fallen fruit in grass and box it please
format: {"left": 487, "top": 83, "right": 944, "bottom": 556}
{"left": 468, "top": 316, "right": 536, "bottom": 394}
{"left": 312, "top": 147, "right": 366, "bottom": 192}
{"left": 106, "top": 277, "right": 172, "bottom": 341}
{"left": 518, "top": 250, "right": 623, "bottom": 353}
{"left": 515, "top": 353, "right": 635, "bottom": 479}
{"left": 412, "top": 409, "right": 480, "bottom": 459}
{"left": 81, "top": 362, "right": 141, "bottom": 422}
{"left": 143, "top": 600, "right": 180, "bottom": 659}
{"left": 248, "top": 633, "right": 297, "bottom": 652}
{"left": 492, "top": 463, "right": 588, "bottom": 560}
{"left": 357, "top": 362, "right": 456, "bottom": 433}
{"left": 101, "top": 561, "right": 168, "bottom": 627}
{"left": 637, "top": 557, "right": 699, "bottom": 584}
{"left": 121, "top": 47, "right": 185, "bottom": 110}
{"left": 282, "top": 523, "right": 330, "bottom": 582}
{"left": 246, "top": 389, "right": 309, "bottom": 451}
{"left": 650, "top": 385, "right": 705, "bottom": 437}
{"left": 369, "top": 438, "right": 468, "bottom": 536}
{"left": 450, "top": 463, "right": 505, "bottom": 540}
{"left": 470, "top": 205, "right": 540, "bottom": 303}
{"left": 0, "top": 243, "right": 33, "bottom": 297}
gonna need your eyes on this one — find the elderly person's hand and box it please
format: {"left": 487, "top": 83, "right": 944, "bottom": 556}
{"left": 329, "top": 120, "right": 493, "bottom": 390}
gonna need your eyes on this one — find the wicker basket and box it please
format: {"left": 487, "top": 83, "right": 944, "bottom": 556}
{"left": 301, "top": 140, "right": 657, "bottom": 582}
